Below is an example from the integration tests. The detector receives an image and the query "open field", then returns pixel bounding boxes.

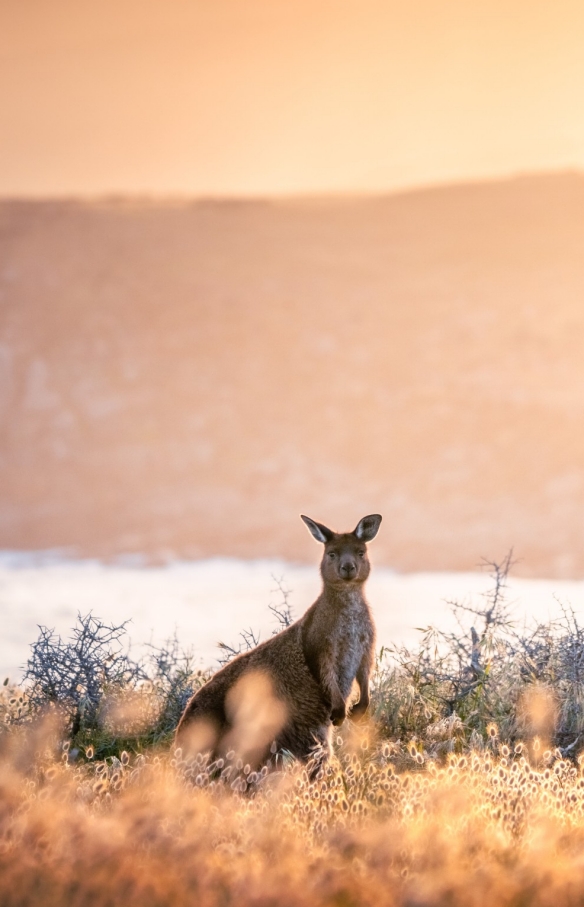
[2,174,584,575]
[3,560,584,905]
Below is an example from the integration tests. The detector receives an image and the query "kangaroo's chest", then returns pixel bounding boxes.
[334,608,373,688]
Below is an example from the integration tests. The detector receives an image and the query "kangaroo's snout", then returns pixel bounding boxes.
[339,558,358,580]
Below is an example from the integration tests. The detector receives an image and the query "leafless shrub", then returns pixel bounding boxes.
[268,574,294,631]
[22,613,144,736]
[218,574,294,664]
[372,552,584,757]
[143,633,208,739]
[11,615,207,756]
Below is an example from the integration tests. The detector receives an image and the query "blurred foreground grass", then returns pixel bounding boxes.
[2,720,584,906]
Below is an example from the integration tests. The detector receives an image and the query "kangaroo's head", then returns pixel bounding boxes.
[301,514,382,588]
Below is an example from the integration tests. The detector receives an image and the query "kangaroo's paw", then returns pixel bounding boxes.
[331,703,347,726]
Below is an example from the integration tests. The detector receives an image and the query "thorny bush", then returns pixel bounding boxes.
[372,552,584,757]
[3,614,208,759]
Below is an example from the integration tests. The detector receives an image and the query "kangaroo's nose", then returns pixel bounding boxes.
[340,561,357,579]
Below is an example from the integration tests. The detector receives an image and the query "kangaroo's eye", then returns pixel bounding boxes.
[357,551,365,558]
[328,552,337,559]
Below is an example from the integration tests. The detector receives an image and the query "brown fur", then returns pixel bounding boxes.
[175,514,382,765]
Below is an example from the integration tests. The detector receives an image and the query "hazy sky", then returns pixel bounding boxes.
[2,0,584,195]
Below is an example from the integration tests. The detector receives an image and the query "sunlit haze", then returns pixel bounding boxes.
[2,0,584,196]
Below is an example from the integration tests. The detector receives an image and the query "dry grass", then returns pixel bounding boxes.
[3,718,584,906]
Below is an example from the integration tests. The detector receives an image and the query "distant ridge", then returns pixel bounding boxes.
[2,173,584,577]
[2,169,582,204]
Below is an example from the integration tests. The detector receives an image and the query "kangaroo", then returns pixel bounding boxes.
[175,514,381,767]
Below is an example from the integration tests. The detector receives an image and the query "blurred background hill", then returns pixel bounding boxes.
[2,172,584,575]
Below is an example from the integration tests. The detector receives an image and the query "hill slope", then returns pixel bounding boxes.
[2,174,584,575]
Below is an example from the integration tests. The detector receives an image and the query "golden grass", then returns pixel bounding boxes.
[3,719,584,906]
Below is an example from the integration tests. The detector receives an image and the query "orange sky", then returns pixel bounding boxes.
[2,0,584,196]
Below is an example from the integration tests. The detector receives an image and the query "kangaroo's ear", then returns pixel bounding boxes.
[354,514,382,542]
[301,515,335,544]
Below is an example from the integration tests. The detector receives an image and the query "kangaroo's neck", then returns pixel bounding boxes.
[319,582,367,611]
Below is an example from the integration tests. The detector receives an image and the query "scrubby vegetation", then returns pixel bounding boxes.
[3,556,584,905]
[5,613,208,759]
[373,554,584,757]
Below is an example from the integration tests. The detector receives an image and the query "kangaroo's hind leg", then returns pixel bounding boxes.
[274,721,332,775]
